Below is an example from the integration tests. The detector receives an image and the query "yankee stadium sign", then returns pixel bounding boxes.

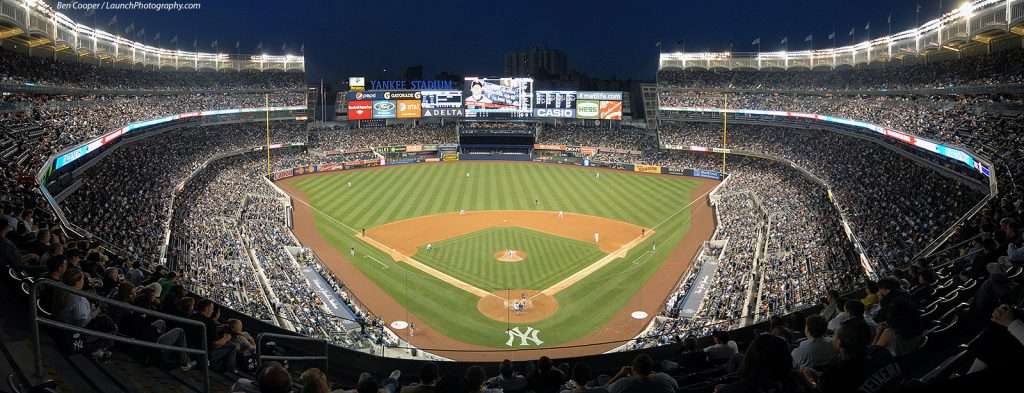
[370,80,455,90]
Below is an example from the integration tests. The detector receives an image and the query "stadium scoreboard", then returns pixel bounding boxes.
[343,77,622,121]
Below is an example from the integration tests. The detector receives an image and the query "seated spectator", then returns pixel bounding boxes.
[819,290,842,321]
[873,279,926,356]
[704,331,739,362]
[607,354,677,393]
[664,336,708,372]
[718,334,809,393]
[971,263,1014,321]
[560,363,607,393]
[828,300,878,336]
[402,362,441,393]
[792,315,834,370]
[54,268,99,327]
[485,359,526,392]
[464,366,500,393]
[528,356,565,393]
[227,318,256,356]
[231,361,291,393]
[967,304,1024,374]
[191,299,237,372]
[122,287,195,371]
[804,319,902,393]
[299,368,330,393]
[861,281,879,309]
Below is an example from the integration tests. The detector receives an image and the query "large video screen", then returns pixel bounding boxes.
[534,91,577,118]
[464,77,534,118]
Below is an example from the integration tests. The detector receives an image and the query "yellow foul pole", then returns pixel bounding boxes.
[265,94,271,177]
[722,94,728,173]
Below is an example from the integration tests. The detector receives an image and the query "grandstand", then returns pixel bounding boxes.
[1,0,1023,392]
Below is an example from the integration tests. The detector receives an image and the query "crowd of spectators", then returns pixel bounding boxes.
[537,125,655,151]
[0,48,305,91]
[657,48,1024,90]
[658,123,985,270]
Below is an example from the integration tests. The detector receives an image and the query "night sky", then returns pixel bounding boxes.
[57,0,957,83]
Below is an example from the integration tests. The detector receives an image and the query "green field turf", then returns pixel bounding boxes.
[412,227,607,292]
[286,161,707,349]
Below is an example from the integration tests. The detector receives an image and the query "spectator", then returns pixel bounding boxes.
[804,319,902,393]
[299,368,331,393]
[704,331,739,362]
[560,363,607,393]
[402,362,441,393]
[718,334,808,393]
[607,354,677,393]
[527,356,565,393]
[191,299,237,372]
[485,359,526,392]
[792,315,835,370]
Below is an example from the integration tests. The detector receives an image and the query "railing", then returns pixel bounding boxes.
[0,0,304,72]
[30,279,211,393]
[256,333,329,374]
[659,0,1023,70]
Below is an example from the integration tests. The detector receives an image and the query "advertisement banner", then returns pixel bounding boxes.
[576,100,599,119]
[349,77,365,91]
[581,146,598,156]
[599,100,623,120]
[634,164,663,174]
[396,100,422,119]
[372,100,396,119]
[347,100,372,120]
[383,91,422,100]
[533,144,566,151]
[406,145,423,152]
[534,90,577,118]
[578,91,623,100]
[347,91,384,101]
[422,108,465,117]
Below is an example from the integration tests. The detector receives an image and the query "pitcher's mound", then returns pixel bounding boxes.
[477,290,558,323]
[494,250,527,262]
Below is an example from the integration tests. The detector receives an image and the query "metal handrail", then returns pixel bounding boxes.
[30,279,210,393]
[255,333,328,375]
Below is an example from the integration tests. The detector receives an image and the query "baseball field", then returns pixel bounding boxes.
[277,161,718,360]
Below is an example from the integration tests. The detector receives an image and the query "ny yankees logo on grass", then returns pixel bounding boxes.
[505,326,544,347]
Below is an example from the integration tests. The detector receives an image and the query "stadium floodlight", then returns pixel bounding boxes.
[956,3,974,19]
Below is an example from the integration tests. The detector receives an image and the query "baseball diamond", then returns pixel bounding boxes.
[277,161,718,360]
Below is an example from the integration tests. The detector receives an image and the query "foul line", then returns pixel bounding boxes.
[365,255,389,269]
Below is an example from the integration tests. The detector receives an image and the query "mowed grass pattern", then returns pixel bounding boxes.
[412,227,606,291]
[287,161,706,349]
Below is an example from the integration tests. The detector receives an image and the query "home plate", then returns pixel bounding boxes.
[390,320,409,330]
[630,311,648,320]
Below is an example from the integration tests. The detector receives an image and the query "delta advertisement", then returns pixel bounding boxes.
[421,90,464,118]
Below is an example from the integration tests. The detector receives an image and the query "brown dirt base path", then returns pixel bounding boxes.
[477,289,557,323]
[277,169,719,362]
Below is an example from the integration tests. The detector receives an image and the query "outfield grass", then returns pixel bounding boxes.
[412,227,607,292]
[288,161,705,349]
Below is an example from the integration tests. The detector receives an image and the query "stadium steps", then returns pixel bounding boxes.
[83,350,236,393]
